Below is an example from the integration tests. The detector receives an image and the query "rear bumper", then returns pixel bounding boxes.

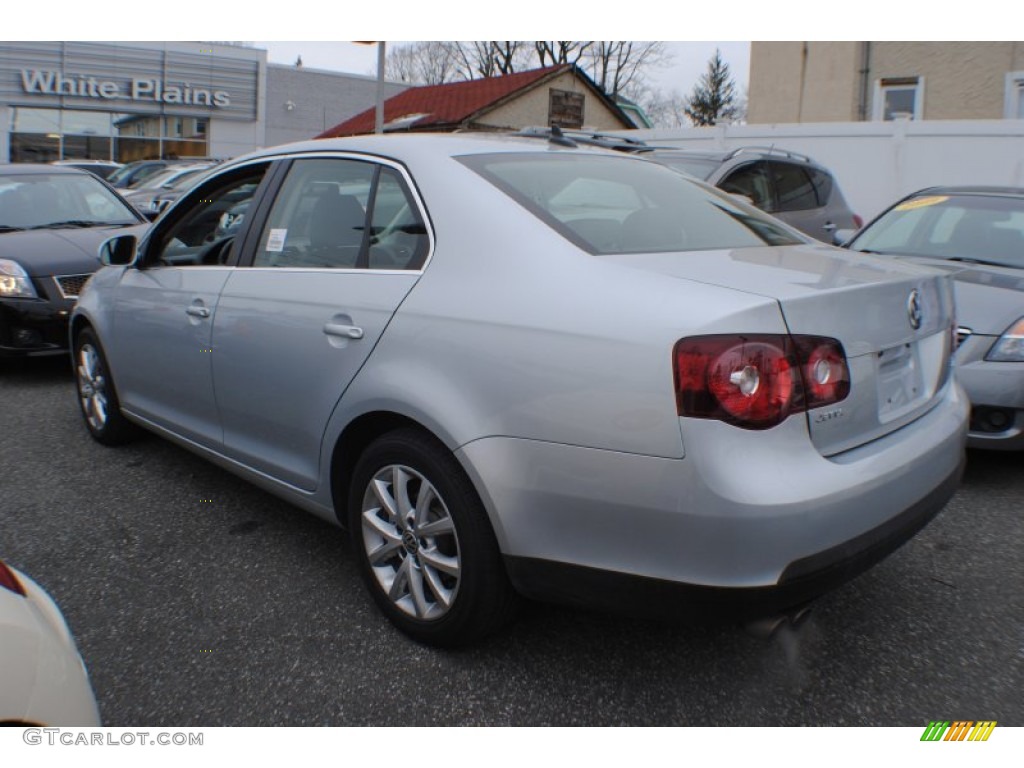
[507,454,961,621]
[458,380,968,619]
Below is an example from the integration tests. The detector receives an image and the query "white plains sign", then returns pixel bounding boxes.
[20,69,231,108]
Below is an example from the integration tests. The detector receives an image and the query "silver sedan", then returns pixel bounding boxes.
[71,135,968,646]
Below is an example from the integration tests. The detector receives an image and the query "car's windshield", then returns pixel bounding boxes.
[459,152,804,254]
[850,194,1024,269]
[0,173,140,229]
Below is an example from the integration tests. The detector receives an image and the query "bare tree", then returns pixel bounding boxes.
[386,40,670,98]
[585,42,669,100]
[634,86,690,129]
[386,41,458,85]
[535,41,592,67]
[446,41,531,79]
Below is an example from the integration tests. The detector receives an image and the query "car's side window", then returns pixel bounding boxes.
[367,168,430,270]
[146,163,270,268]
[719,163,775,212]
[770,162,818,212]
[805,167,834,206]
[253,158,428,271]
[253,158,374,269]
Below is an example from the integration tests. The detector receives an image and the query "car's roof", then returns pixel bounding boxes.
[0,163,92,176]
[227,132,632,168]
[52,159,121,166]
[910,186,1024,198]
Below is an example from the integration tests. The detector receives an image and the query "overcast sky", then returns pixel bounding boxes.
[255,42,752,97]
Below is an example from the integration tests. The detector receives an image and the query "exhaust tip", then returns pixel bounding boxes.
[744,604,813,639]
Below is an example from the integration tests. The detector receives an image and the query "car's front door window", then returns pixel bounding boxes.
[146,164,269,268]
[719,163,774,211]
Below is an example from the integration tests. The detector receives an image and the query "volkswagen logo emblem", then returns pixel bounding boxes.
[401,529,420,555]
[907,289,923,330]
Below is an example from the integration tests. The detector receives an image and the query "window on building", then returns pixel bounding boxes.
[874,77,923,121]
[1004,72,1024,119]
[548,89,585,129]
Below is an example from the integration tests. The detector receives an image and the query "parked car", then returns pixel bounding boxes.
[105,159,171,189]
[0,557,102,725]
[51,159,123,180]
[72,134,967,647]
[643,146,862,242]
[840,187,1024,450]
[120,163,216,219]
[515,129,862,243]
[0,164,148,358]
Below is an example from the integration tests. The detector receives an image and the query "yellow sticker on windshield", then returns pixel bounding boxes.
[895,195,949,211]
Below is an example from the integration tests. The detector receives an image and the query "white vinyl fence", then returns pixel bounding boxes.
[622,120,1024,223]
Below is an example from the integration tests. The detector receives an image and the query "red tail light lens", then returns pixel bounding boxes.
[853,214,864,229]
[797,339,851,408]
[674,334,850,430]
[0,560,26,596]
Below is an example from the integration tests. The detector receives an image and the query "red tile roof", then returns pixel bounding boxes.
[317,65,570,138]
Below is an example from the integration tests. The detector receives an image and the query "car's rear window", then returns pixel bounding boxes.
[458,153,803,255]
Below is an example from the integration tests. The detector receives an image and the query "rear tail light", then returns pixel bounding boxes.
[674,334,850,430]
[853,214,864,229]
[0,560,26,596]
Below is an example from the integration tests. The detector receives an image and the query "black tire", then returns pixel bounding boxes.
[73,327,139,446]
[348,428,518,647]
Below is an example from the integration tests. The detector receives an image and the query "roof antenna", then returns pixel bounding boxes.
[548,124,577,148]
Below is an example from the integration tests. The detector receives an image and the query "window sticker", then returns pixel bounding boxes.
[266,228,287,252]
[895,196,949,212]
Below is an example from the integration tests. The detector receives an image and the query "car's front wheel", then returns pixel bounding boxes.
[348,429,517,647]
[74,327,138,446]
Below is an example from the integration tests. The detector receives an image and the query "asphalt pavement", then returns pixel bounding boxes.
[2,355,1021,726]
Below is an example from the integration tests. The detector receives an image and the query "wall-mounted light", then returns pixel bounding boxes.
[284,100,296,111]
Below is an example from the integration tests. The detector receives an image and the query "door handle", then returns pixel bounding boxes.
[323,323,364,340]
[186,306,211,318]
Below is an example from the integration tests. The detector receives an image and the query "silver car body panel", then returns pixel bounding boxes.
[458,380,966,584]
[109,266,232,446]
[72,134,967,599]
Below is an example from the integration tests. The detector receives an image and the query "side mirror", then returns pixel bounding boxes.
[99,234,138,266]
[832,229,855,247]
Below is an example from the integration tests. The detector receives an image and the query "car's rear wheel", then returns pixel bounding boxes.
[348,428,517,647]
[74,327,138,445]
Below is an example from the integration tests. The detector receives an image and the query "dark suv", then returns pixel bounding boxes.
[513,129,862,242]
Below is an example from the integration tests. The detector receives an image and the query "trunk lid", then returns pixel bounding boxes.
[604,244,956,455]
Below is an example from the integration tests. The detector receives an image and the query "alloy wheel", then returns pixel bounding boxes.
[77,343,108,432]
[360,464,461,620]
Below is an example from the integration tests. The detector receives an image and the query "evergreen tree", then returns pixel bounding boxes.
[684,49,739,126]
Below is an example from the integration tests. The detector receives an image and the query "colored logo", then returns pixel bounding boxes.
[920,721,997,741]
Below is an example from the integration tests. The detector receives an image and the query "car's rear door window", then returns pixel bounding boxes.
[770,162,818,212]
[253,157,428,270]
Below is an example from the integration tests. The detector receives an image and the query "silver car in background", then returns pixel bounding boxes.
[843,187,1024,450]
[71,135,967,647]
